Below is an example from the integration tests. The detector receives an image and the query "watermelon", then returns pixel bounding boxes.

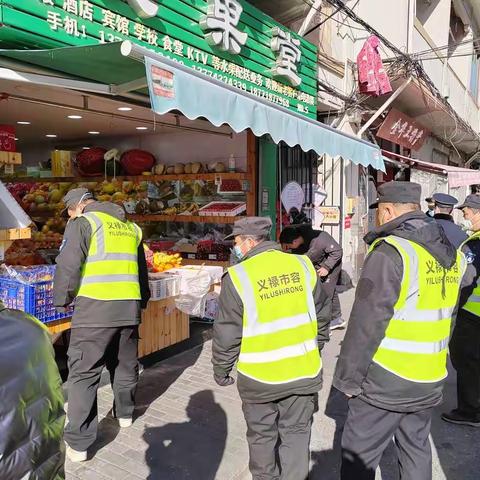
[76,147,107,177]
[120,149,156,176]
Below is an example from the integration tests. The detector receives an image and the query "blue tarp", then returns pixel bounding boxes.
[145,56,384,170]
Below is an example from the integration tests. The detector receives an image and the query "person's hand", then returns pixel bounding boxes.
[317,267,329,277]
[214,374,235,387]
[55,306,67,314]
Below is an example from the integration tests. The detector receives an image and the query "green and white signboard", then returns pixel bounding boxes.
[0,0,318,118]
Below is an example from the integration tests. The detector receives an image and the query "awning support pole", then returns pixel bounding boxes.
[357,77,412,138]
[298,0,323,36]
[112,77,148,94]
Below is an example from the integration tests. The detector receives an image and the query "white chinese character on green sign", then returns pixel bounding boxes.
[126,0,158,19]
[200,0,248,55]
[63,0,78,16]
[79,0,93,22]
[271,27,302,87]
[47,11,63,31]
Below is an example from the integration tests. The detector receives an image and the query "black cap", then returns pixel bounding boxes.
[432,193,458,208]
[457,194,480,210]
[369,181,422,209]
[224,216,272,240]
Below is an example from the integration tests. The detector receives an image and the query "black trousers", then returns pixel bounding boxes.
[331,290,342,319]
[242,394,315,480]
[450,315,480,417]
[64,326,139,451]
[341,397,432,480]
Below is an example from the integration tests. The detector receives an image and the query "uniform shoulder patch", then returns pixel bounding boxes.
[465,252,476,264]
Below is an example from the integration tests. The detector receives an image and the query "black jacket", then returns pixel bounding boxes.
[292,225,343,297]
[212,241,332,403]
[293,225,343,273]
[434,213,468,249]
[333,211,459,412]
[0,304,65,480]
[457,234,480,323]
[53,202,150,328]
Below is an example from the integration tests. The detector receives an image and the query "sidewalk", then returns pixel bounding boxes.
[65,290,480,479]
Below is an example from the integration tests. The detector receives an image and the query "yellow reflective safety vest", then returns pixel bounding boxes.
[76,211,142,301]
[370,235,465,383]
[460,231,480,317]
[228,249,321,385]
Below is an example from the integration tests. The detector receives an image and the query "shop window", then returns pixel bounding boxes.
[278,142,317,206]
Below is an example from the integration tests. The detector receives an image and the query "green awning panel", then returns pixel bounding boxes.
[0,42,144,87]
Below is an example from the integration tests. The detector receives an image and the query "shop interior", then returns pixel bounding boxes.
[0,76,258,367]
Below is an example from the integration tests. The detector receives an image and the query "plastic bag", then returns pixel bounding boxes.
[175,271,212,316]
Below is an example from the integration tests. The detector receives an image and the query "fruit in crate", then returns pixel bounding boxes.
[219,179,243,193]
[151,252,182,273]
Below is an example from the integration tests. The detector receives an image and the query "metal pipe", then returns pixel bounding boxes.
[298,0,323,37]
[357,77,413,138]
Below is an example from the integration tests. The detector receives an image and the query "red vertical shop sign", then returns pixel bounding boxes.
[0,125,16,152]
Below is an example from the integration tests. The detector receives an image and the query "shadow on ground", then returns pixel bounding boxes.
[89,342,205,458]
[143,389,227,480]
[309,387,399,480]
[430,361,480,480]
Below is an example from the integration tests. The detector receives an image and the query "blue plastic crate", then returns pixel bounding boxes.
[0,277,73,323]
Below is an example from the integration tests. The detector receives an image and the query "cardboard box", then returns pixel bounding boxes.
[0,151,22,165]
[51,150,73,177]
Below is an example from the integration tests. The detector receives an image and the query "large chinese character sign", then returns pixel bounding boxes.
[200,0,248,55]
[271,27,302,87]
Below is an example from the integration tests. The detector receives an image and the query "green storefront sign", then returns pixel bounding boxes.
[0,0,318,118]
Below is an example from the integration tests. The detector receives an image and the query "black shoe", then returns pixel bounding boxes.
[441,410,480,427]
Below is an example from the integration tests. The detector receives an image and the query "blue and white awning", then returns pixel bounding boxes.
[121,42,383,170]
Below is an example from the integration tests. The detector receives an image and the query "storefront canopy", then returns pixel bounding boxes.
[0,41,384,170]
[383,151,480,188]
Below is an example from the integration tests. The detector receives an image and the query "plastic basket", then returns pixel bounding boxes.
[0,277,73,324]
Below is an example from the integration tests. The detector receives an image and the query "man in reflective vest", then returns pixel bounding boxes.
[212,216,331,480]
[334,181,465,480]
[442,194,480,427]
[53,188,150,462]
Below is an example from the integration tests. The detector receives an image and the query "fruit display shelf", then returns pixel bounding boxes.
[1,172,251,183]
[127,214,239,224]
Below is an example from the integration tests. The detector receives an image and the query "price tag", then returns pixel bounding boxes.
[208,254,217,260]
[187,254,195,259]
[4,164,14,175]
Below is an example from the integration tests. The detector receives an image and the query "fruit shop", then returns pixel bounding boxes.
[0,0,383,355]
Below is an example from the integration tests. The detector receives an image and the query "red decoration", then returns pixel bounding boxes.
[120,149,156,175]
[0,125,16,152]
[76,147,107,176]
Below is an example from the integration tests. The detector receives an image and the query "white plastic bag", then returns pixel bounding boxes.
[174,271,212,316]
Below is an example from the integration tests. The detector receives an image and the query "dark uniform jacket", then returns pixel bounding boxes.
[212,241,332,403]
[434,213,467,249]
[333,211,460,412]
[53,202,150,328]
[292,225,343,296]
[457,234,480,322]
[0,305,65,480]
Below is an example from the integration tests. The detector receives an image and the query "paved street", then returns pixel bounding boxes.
[65,290,480,479]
